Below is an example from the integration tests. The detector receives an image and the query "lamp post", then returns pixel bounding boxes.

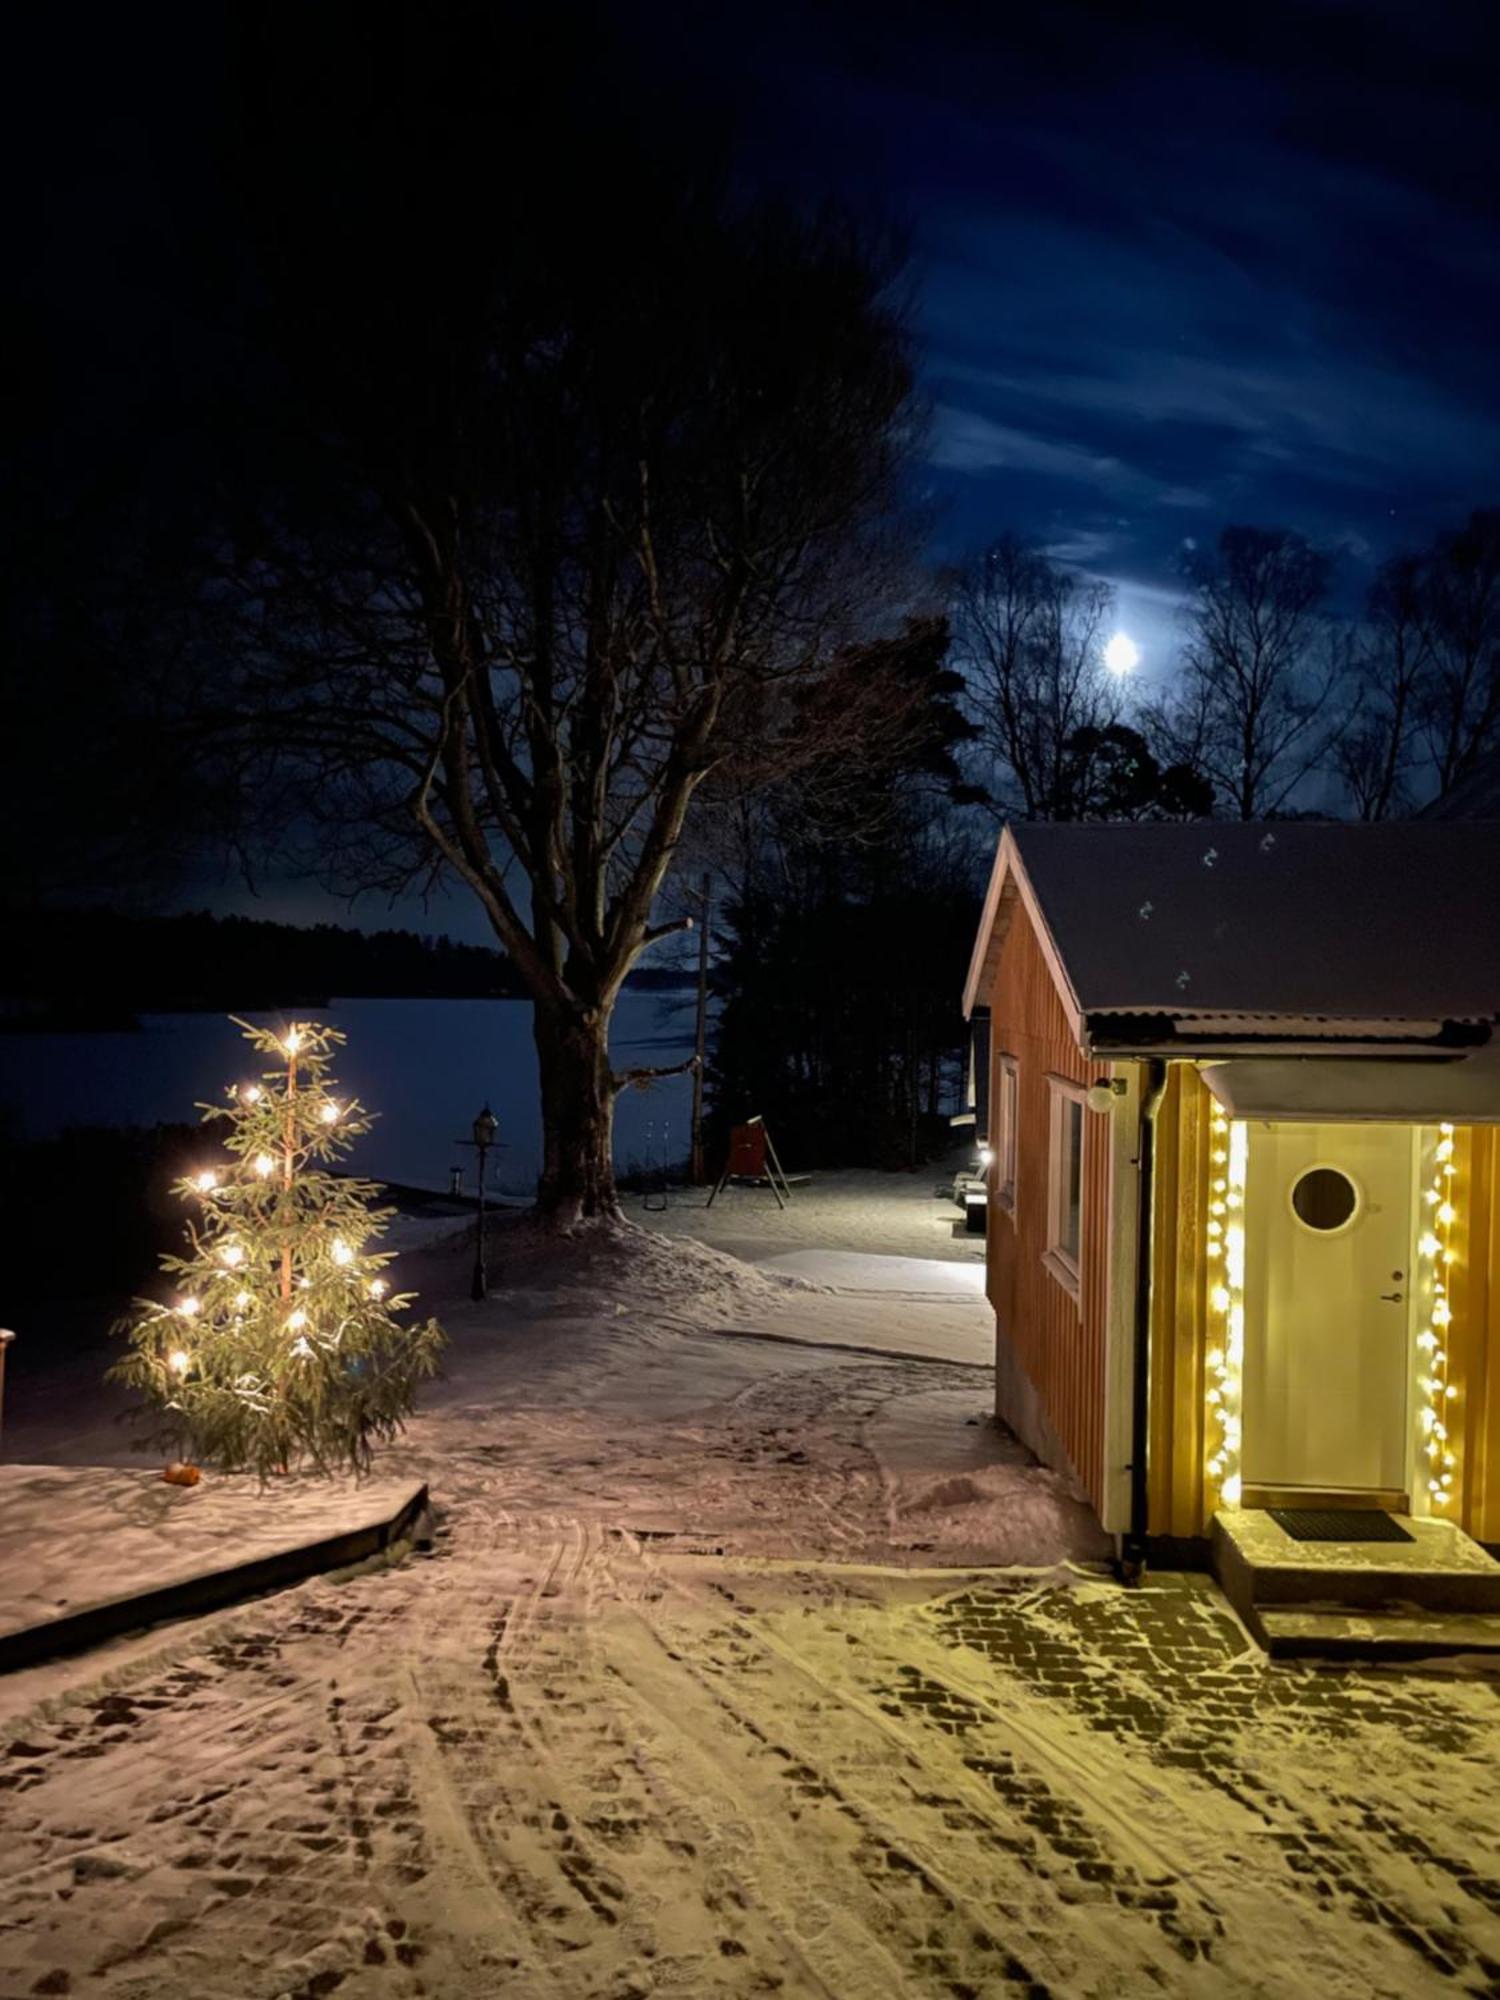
[460,1104,499,1301]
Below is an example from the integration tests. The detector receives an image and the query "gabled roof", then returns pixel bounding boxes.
[964,820,1500,1049]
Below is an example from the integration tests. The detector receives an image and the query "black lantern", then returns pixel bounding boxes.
[459,1104,499,1300]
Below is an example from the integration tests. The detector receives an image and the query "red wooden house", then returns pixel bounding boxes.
[964,821,1500,1644]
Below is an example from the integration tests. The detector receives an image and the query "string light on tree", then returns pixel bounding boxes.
[111,1018,444,1478]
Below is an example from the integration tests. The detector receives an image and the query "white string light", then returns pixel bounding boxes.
[1416,1123,1459,1513]
[1205,1105,1248,1507]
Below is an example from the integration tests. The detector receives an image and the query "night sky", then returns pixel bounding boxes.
[7,1,1498,927]
[690,0,1500,664]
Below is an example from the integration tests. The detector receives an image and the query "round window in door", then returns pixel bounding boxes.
[1289,1164,1360,1234]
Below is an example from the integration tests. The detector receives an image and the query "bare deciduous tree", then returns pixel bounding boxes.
[1421,510,1500,797]
[949,535,1122,817]
[1151,526,1336,819]
[1337,510,1500,817]
[210,15,921,1225]
[1337,553,1430,820]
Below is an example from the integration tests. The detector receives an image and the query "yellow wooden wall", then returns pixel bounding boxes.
[1145,1066,1215,1538]
[1451,1129,1500,1544]
[1145,1098,1500,1544]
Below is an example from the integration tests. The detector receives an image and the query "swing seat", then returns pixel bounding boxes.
[706,1118,801,1209]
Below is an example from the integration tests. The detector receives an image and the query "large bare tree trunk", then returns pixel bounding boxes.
[533,1001,622,1225]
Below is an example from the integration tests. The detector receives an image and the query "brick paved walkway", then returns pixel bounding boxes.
[883,1571,1500,1992]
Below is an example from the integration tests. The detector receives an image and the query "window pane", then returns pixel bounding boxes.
[1063,1099,1082,1258]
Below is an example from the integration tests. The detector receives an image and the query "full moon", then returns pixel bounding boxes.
[1104,631,1140,675]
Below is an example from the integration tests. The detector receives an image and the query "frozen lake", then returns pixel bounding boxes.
[0,991,698,1197]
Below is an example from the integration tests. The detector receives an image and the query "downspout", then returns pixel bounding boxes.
[1120,1057,1168,1584]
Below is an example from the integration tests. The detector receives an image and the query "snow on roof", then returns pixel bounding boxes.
[965,820,1500,1030]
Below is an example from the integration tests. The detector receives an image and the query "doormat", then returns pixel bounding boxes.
[1269,1508,1414,1544]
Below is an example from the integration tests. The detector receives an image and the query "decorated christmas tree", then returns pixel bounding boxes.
[111,1018,444,1478]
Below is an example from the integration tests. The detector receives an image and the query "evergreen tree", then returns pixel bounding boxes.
[111,1018,444,1476]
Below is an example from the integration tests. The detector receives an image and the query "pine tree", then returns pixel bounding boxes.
[111,1018,445,1477]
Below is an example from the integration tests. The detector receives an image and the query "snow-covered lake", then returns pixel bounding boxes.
[0,991,698,1197]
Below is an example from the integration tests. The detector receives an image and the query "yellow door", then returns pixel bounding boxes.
[1241,1122,1413,1498]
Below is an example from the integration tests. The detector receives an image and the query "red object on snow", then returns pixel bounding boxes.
[726,1122,768,1178]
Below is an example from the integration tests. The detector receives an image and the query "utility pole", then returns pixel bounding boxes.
[690,872,711,1184]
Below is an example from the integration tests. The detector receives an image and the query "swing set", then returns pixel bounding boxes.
[706,1115,801,1210]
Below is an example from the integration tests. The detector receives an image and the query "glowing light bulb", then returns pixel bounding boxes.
[234,1290,252,1309]
[220,1242,244,1267]
[1220,1473,1242,1506]
[331,1239,353,1266]
[1210,1285,1231,1315]
[242,1084,262,1103]
[195,1171,218,1194]
[284,1029,302,1054]
[286,1309,308,1332]
[320,1102,341,1125]
[1437,1201,1456,1227]
[168,1349,191,1377]
[177,1296,200,1318]
[1419,1232,1440,1259]
[254,1153,275,1178]
[369,1278,388,1300]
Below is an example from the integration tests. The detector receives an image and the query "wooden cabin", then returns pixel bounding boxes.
[963,821,1500,1605]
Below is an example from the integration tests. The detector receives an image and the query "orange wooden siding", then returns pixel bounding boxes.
[986,898,1111,1512]
[984,916,1500,1546]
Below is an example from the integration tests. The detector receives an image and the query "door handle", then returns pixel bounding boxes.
[1380,1290,1403,1302]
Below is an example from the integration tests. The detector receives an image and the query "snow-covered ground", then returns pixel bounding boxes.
[2,1186,1498,1997]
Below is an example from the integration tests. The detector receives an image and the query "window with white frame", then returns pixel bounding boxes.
[1045,1076,1085,1289]
[995,1055,1019,1210]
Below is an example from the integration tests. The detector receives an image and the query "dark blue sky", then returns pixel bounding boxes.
[669,0,1499,657]
[9,1,1497,930]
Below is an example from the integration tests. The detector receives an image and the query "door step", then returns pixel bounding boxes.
[1253,1603,1500,1663]
[1212,1509,1500,1653]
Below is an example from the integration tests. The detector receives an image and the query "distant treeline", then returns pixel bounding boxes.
[1,908,524,1027]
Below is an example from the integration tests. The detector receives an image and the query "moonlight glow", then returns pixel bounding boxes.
[1104,631,1140,675]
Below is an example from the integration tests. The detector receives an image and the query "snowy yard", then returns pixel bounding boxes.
[2,1173,1498,1997]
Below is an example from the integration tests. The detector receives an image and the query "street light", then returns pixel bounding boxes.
[458,1104,499,1301]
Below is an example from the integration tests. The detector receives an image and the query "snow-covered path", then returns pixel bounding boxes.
[2,1198,1498,1997]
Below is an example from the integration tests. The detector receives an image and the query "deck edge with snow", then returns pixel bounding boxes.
[0,1478,430,1673]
